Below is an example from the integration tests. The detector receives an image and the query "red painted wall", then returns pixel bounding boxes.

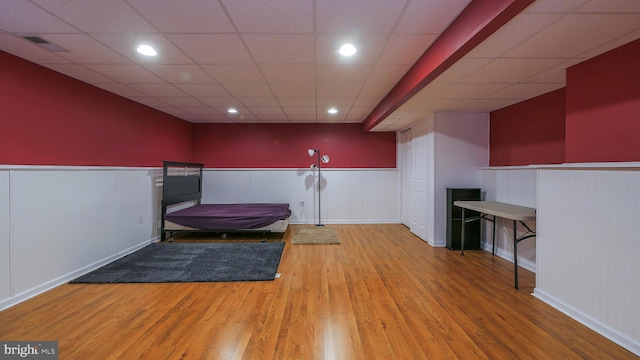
[565,39,640,163]
[193,123,396,168]
[490,88,566,166]
[1,51,194,167]
[1,51,395,169]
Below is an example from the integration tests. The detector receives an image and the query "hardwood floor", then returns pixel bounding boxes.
[0,224,636,359]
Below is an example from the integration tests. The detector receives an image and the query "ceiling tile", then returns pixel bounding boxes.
[202,64,265,83]
[485,83,565,100]
[576,0,640,12]
[432,58,493,84]
[395,0,470,34]
[352,97,383,108]
[317,113,347,122]
[270,83,316,97]
[127,0,235,33]
[33,0,155,33]
[174,84,231,97]
[358,84,393,98]
[245,107,285,115]
[526,0,588,13]
[127,83,189,97]
[316,0,407,33]
[288,114,317,123]
[317,97,355,109]
[243,34,314,64]
[316,64,372,83]
[279,97,316,107]
[465,14,563,58]
[376,34,437,65]
[199,97,240,108]
[223,83,273,97]
[503,14,640,58]
[43,34,131,64]
[93,33,193,64]
[157,97,207,107]
[43,64,116,84]
[0,0,79,33]
[366,64,411,84]
[237,96,280,107]
[93,83,145,97]
[255,114,289,122]
[578,28,640,59]
[233,114,260,123]
[260,64,315,83]
[0,34,71,64]
[168,34,254,64]
[154,106,189,117]
[315,34,388,64]
[128,96,168,107]
[221,0,313,33]
[181,106,221,116]
[462,58,566,84]
[85,64,165,83]
[316,83,362,97]
[143,65,215,84]
[438,83,511,100]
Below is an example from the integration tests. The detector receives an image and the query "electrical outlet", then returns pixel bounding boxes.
[139,216,143,224]
[299,201,304,206]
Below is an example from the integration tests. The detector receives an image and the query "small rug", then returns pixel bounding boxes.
[70,242,285,283]
[291,226,341,245]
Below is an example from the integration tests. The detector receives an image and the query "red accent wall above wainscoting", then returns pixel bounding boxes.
[1,51,194,167]
[490,88,566,166]
[565,38,640,163]
[193,123,396,168]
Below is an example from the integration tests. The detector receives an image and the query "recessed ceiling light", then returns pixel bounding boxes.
[228,108,238,114]
[136,44,157,56]
[328,108,338,114]
[339,44,356,57]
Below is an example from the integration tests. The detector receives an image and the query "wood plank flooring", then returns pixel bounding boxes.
[0,224,636,359]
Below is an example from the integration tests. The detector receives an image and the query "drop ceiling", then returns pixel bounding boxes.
[1,0,639,132]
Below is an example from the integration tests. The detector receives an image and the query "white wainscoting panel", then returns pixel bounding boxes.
[10,170,119,294]
[1,167,157,310]
[0,171,10,301]
[323,170,364,222]
[534,168,640,355]
[116,170,158,251]
[202,169,398,224]
[479,168,537,272]
[202,170,253,203]
[361,170,398,222]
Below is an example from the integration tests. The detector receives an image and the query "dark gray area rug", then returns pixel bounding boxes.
[70,242,285,283]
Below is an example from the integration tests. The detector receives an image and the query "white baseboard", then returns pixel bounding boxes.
[0,239,154,311]
[533,289,640,357]
[483,244,536,273]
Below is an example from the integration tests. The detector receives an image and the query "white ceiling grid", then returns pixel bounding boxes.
[0,0,638,131]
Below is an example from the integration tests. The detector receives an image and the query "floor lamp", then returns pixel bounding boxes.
[308,149,330,226]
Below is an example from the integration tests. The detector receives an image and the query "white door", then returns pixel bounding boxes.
[400,128,412,227]
[410,121,428,240]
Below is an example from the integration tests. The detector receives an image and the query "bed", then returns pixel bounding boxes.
[161,161,291,241]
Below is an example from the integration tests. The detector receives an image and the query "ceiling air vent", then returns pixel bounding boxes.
[23,36,49,44]
[21,35,68,52]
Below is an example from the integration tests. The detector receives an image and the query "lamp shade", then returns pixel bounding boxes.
[308,149,316,157]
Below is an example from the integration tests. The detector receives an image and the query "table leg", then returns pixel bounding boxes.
[461,208,465,255]
[492,215,496,255]
[513,220,519,289]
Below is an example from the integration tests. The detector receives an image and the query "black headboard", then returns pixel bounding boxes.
[162,161,204,209]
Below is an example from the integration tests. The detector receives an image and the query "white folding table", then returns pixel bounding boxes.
[453,201,536,289]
